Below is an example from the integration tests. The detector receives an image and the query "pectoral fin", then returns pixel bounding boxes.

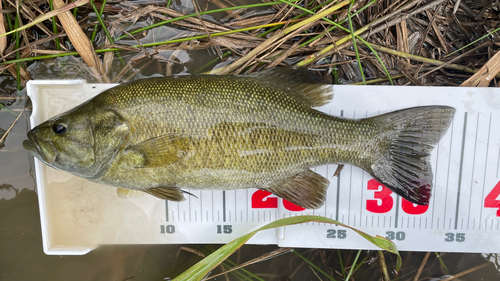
[143,186,186,201]
[262,169,329,209]
[129,134,190,167]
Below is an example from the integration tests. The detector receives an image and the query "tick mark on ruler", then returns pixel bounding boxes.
[165,200,169,222]
[222,191,226,222]
[443,119,454,229]
[335,110,343,222]
[455,112,468,230]
[467,114,480,230]
[479,113,492,230]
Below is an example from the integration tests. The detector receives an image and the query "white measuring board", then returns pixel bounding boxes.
[27,80,500,255]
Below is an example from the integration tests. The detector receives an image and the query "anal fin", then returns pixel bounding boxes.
[117,188,145,198]
[262,169,329,209]
[143,186,186,201]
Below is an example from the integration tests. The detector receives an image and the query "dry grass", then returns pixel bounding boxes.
[0,0,498,87]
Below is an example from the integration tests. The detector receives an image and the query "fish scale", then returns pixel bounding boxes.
[23,67,454,209]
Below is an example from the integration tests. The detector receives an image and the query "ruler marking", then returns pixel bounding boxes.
[200,191,203,222]
[189,189,191,222]
[454,112,468,230]
[348,110,356,226]
[348,164,353,225]
[195,211,197,221]
[394,195,400,228]
[466,114,480,230]
[246,189,248,223]
[222,191,226,222]
[183,210,186,221]
[165,200,169,222]
[360,171,365,227]
[325,164,328,218]
[212,190,214,222]
[497,145,500,178]
[336,110,344,222]
[443,120,455,229]
[479,113,492,230]
[178,202,180,222]
[431,137,440,228]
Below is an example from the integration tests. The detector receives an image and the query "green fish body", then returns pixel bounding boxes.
[23,68,455,208]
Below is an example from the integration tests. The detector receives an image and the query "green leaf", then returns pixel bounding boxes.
[172,215,401,281]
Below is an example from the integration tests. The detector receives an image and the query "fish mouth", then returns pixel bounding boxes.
[23,132,57,164]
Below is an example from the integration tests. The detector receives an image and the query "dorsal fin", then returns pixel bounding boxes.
[243,67,333,107]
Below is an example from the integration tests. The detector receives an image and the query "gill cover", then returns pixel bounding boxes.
[26,106,130,179]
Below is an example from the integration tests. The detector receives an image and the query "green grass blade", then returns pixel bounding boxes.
[280,0,390,84]
[294,251,337,281]
[114,1,303,41]
[172,215,401,281]
[91,0,108,42]
[14,7,20,91]
[347,0,366,84]
[435,252,450,274]
[201,246,265,281]
[446,25,500,57]
[49,0,61,50]
[345,250,361,281]
[0,104,19,117]
[337,249,346,278]
[90,0,113,43]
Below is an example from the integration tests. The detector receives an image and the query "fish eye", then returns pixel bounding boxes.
[52,123,67,134]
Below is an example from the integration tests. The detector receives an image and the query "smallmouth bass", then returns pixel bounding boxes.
[23,67,455,208]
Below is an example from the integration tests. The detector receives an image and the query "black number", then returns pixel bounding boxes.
[327,229,346,239]
[160,225,175,234]
[456,233,465,242]
[445,233,465,242]
[217,225,233,234]
[386,231,405,241]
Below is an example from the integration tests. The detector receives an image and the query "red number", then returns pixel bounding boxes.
[401,199,429,215]
[251,190,278,208]
[484,181,500,216]
[366,179,394,213]
[283,200,306,211]
[251,190,305,211]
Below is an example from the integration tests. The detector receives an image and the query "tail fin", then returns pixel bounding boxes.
[368,106,455,205]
